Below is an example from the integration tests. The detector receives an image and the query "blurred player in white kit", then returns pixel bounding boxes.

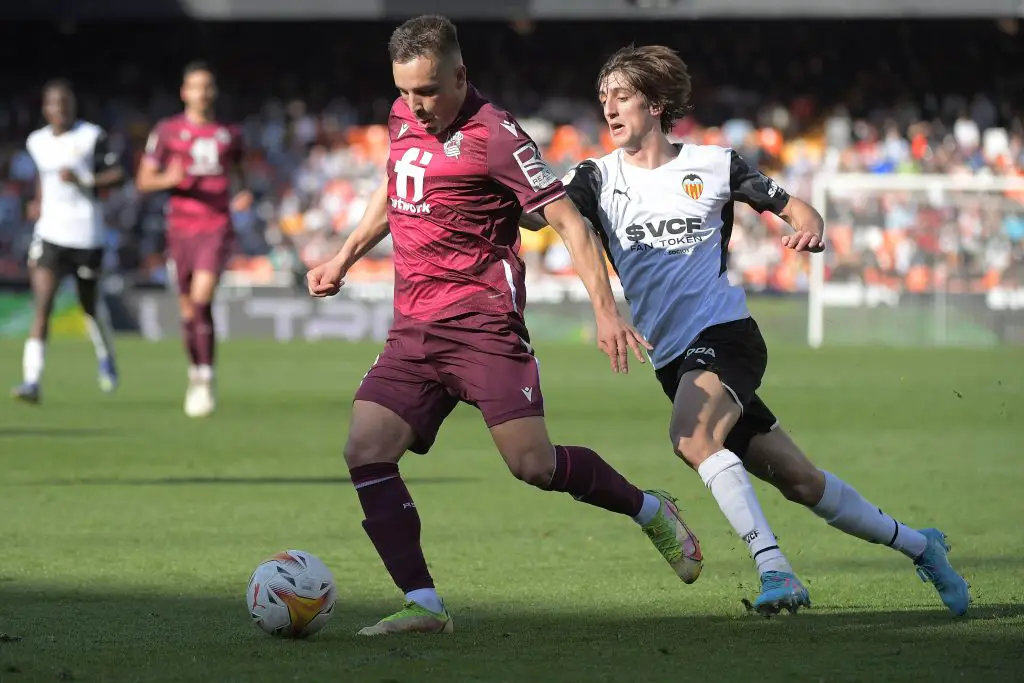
[13,80,124,404]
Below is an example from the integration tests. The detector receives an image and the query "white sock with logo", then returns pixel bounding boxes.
[812,470,928,560]
[698,449,793,575]
[23,338,45,385]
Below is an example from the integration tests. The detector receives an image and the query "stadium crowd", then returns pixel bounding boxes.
[0,20,1022,293]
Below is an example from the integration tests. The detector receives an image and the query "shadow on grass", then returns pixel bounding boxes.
[14,476,477,487]
[0,585,1020,683]
[0,427,115,439]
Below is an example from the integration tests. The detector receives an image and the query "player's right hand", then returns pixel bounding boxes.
[595,310,652,374]
[162,158,187,189]
[306,258,346,298]
[26,199,40,222]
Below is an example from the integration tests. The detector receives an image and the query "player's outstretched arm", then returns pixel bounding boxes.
[541,197,652,373]
[729,150,824,253]
[306,180,390,298]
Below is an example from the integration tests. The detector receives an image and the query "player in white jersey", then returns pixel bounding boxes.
[12,81,124,404]
[523,45,969,617]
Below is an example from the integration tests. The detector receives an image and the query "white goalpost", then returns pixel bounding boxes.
[808,172,1024,348]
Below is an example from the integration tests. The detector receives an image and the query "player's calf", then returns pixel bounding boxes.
[346,401,446,621]
[491,417,644,515]
[491,417,704,583]
[742,428,825,506]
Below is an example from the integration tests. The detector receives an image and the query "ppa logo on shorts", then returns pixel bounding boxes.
[685,346,716,359]
[513,142,558,191]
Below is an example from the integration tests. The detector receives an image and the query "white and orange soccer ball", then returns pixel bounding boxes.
[246,550,337,638]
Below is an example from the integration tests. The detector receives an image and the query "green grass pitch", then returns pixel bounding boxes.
[1,332,1022,682]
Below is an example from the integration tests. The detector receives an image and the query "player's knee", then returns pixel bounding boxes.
[178,298,194,321]
[503,448,555,488]
[777,469,825,507]
[343,432,402,469]
[672,433,723,468]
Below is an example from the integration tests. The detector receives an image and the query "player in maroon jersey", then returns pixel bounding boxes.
[306,15,704,636]
[136,61,251,417]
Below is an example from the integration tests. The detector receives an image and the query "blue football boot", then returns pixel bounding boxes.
[751,570,811,616]
[11,382,40,404]
[914,528,970,616]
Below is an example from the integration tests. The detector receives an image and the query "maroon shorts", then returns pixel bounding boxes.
[354,312,545,454]
[167,229,234,293]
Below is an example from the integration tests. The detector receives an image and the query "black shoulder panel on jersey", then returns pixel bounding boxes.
[563,159,619,275]
[564,160,602,228]
[729,150,789,214]
[92,130,121,175]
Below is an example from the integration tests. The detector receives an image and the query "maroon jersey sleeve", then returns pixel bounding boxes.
[485,114,566,214]
[143,120,170,167]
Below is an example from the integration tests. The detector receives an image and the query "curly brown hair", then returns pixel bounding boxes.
[597,45,693,134]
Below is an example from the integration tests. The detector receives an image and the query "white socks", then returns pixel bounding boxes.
[698,450,793,575]
[813,470,927,560]
[22,338,45,384]
[405,588,444,614]
[632,492,662,527]
[84,312,115,362]
[189,365,214,382]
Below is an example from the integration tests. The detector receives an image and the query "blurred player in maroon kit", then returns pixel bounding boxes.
[136,62,251,417]
[306,15,704,636]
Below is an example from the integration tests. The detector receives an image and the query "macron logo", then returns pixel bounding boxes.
[397,123,410,139]
[522,387,533,402]
[501,120,519,137]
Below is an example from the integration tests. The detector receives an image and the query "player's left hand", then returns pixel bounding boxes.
[306,257,346,298]
[59,168,82,186]
[781,229,825,253]
[230,190,254,213]
[595,310,653,374]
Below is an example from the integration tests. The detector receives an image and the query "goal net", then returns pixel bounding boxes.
[808,173,1024,347]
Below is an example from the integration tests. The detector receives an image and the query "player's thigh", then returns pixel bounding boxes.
[27,242,63,313]
[669,370,742,465]
[660,318,769,464]
[351,350,458,461]
[433,317,551,484]
[190,269,219,305]
[167,232,195,297]
[190,232,233,304]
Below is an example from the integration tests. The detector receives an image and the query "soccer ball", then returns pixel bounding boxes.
[246,550,337,638]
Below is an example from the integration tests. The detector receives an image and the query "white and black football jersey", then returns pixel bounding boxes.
[26,120,121,249]
[562,144,789,369]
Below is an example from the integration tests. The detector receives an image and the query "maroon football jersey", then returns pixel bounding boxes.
[143,114,242,236]
[386,85,566,322]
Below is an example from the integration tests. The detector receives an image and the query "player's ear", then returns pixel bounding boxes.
[454,63,467,89]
